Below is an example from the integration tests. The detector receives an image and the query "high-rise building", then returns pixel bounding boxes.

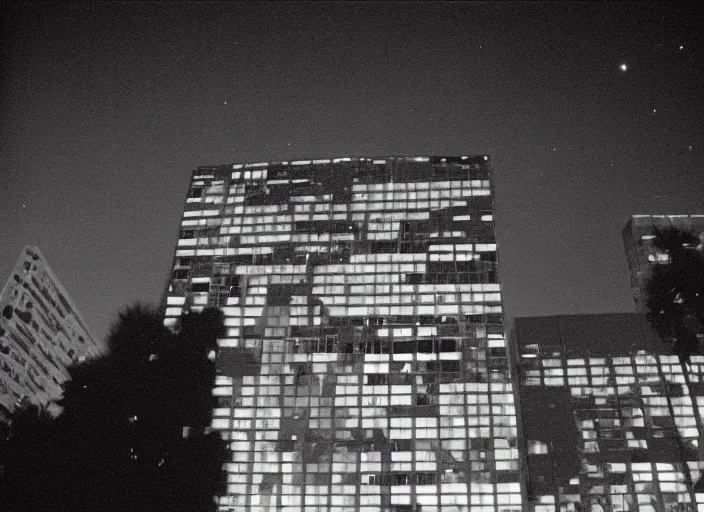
[623,214,704,312]
[0,246,101,416]
[164,156,521,512]
[512,313,704,512]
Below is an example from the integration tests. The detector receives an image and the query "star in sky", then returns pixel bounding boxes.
[619,63,627,72]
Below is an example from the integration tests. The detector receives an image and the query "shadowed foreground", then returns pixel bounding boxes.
[0,305,228,512]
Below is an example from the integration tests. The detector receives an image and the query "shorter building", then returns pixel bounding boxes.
[623,214,704,312]
[0,246,102,415]
[512,313,704,512]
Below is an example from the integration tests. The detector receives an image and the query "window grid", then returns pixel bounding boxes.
[167,157,520,512]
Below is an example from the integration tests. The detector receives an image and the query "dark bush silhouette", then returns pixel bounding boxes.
[0,305,228,512]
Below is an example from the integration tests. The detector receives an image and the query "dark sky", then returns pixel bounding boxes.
[1,2,702,342]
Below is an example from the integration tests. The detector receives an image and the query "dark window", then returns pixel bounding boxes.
[189,188,203,198]
[191,282,209,293]
[440,339,457,352]
[243,326,259,338]
[487,314,503,325]
[234,255,253,265]
[367,374,388,385]
[406,273,423,284]
[172,270,188,280]
[394,340,415,354]
[364,340,389,354]
[416,473,437,485]
[392,473,411,485]
[311,336,337,353]
[469,168,489,180]
[441,361,460,373]
[416,394,430,406]
[418,339,435,353]
[228,276,241,297]
[253,253,273,265]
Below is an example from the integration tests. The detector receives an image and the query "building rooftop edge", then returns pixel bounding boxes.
[514,312,646,321]
[193,154,491,172]
[630,214,704,218]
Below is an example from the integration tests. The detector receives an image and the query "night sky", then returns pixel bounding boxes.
[1,2,702,342]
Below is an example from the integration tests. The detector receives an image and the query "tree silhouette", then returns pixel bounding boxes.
[0,305,228,512]
[645,227,704,364]
[0,401,68,512]
[643,227,704,503]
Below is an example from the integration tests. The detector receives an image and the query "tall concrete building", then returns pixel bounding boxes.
[164,156,521,512]
[0,246,101,416]
[623,214,704,312]
[512,313,704,512]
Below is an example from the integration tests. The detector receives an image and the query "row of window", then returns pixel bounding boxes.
[225,488,520,503]
[221,494,519,508]
[232,374,511,391]
[220,506,521,512]
[218,178,491,193]
[350,180,490,192]
[215,416,517,431]
[531,354,687,365]
[172,245,491,259]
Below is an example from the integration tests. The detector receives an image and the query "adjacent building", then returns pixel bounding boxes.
[623,214,704,312]
[0,246,101,416]
[164,156,521,512]
[512,313,704,512]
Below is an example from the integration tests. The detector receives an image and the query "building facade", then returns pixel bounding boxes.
[0,246,100,416]
[164,156,521,512]
[512,313,704,512]
[623,214,704,312]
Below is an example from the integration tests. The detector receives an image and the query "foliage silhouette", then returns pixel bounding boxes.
[0,401,68,512]
[0,305,228,512]
[644,227,704,364]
